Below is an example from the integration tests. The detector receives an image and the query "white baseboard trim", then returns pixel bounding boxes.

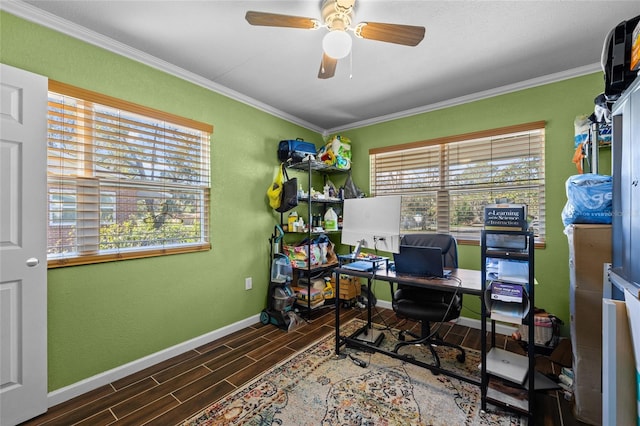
[455,316,518,337]
[48,305,518,407]
[47,313,260,407]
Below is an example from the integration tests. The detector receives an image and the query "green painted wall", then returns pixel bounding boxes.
[1,12,322,391]
[339,73,611,331]
[1,11,611,392]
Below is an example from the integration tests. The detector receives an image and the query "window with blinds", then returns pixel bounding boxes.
[47,81,212,267]
[370,122,545,245]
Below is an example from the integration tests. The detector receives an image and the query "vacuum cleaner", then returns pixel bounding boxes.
[260,226,304,331]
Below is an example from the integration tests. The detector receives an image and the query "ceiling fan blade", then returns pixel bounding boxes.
[245,11,318,29]
[355,22,425,46]
[318,53,337,79]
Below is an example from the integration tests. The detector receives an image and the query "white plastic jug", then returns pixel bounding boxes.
[324,207,338,231]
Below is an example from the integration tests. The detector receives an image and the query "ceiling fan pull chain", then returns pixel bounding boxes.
[349,49,353,79]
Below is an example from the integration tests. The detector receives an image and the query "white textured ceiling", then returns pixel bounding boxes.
[6,0,640,133]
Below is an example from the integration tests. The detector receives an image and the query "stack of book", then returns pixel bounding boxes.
[558,367,574,401]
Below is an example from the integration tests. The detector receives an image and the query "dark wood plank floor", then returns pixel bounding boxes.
[21,306,586,426]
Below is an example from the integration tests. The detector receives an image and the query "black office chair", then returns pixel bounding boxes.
[391,233,466,367]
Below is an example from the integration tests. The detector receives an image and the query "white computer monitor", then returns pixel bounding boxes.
[341,195,402,254]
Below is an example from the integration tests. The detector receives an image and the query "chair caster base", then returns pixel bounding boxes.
[456,353,465,363]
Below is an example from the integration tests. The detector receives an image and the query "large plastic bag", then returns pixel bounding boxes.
[561,174,612,226]
[343,170,365,199]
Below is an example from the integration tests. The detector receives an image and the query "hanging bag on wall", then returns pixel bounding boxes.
[267,164,284,210]
[276,164,298,213]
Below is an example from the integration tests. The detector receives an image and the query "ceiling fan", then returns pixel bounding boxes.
[245,0,425,79]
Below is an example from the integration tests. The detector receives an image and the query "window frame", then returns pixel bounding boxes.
[46,80,213,268]
[369,121,546,247]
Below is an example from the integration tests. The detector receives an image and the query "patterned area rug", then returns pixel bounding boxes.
[183,319,525,425]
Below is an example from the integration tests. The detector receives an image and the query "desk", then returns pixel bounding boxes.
[333,266,482,386]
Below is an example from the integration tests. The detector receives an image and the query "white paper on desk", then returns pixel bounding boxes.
[623,288,640,425]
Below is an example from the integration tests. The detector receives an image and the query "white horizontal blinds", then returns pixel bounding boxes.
[370,144,442,194]
[76,177,100,255]
[445,128,545,242]
[369,122,546,243]
[47,81,212,267]
[370,144,442,232]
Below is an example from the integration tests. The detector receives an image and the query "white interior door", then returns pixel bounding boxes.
[0,63,48,425]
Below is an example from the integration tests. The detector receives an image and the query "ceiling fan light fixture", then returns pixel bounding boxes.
[322,30,352,59]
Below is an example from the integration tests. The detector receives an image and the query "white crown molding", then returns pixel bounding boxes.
[0,0,324,133]
[326,62,602,134]
[3,0,601,137]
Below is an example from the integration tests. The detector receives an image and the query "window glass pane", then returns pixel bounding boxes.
[98,185,206,251]
[47,83,211,266]
[400,193,438,233]
[100,192,116,225]
[370,124,545,244]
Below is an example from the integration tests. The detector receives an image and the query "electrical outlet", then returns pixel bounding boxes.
[245,277,252,290]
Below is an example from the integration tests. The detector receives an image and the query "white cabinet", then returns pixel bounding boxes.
[612,77,640,287]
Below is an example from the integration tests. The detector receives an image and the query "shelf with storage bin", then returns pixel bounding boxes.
[282,159,349,319]
[480,229,536,422]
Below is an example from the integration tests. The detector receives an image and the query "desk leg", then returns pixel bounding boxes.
[367,277,372,328]
[334,269,340,355]
[351,277,384,346]
[480,287,488,412]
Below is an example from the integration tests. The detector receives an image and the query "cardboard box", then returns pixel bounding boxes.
[571,289,605,349]
[572,345,603,424]
[331,275,361,300]
[566,224,612,425]
[602,299,637,426]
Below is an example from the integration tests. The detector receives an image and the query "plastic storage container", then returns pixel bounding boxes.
[324,207,338,231]
[271,254,292,283]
